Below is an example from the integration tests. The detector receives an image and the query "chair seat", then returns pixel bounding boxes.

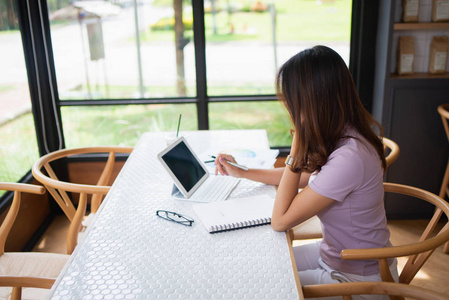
[290,215,323,240]
[0,252,69,277]
[0,252,69,300]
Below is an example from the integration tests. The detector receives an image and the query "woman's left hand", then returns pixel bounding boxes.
[290,130,300,156]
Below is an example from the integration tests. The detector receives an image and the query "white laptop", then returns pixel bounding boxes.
[157,136,240,202]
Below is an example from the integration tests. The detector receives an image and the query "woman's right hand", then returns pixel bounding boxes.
[214,153,244,177]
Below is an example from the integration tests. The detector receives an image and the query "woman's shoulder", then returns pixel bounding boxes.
[329,131,380,175]
[328,140,365,172]
[310,141,366,201]
[337,128,377,157]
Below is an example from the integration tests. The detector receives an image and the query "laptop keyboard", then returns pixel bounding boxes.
[188,175,240,202]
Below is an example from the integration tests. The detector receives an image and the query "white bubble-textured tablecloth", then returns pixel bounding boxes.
[49,130,300,299]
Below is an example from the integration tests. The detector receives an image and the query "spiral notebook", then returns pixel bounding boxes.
[192,195,275,233]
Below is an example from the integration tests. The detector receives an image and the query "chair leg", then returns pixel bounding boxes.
[11,286,22,300]
[67,192,87,254]
[439,160,449,199]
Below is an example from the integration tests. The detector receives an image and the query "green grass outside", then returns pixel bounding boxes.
[0,113,39,183]
[60,101,292,149]
[0,85,15,92]
[209,101,293,145]
[142,0,352,43]
[60,104,198,147]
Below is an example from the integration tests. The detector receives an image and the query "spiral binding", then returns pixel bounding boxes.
[210,217,271,233]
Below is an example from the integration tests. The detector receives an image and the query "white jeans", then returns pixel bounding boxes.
[293,241,399,300]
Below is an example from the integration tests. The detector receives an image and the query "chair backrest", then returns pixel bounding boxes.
[382,137,400,168]
[302,281,448,300]
[382,137,399,168]
[32,146,134,217]
[0,183,46,256]
[32,146,133,253]
[341,182,449,287]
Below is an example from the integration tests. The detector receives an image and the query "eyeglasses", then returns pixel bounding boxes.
[156,210,194,226]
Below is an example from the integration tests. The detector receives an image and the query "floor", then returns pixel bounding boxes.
[33,215,449,296]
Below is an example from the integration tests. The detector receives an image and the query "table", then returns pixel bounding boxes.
[49,130,303,299]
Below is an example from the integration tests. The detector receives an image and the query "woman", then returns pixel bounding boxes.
[215,46,398,299]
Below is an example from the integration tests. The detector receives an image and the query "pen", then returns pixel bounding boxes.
[227,161,249,171]
[176,114,182,138]
[204,155,216,164]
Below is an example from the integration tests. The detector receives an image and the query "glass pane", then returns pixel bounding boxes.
[48,0,195,100]
[61,104,198,148]
[209,101,292,147]
[0,2,39,186]
[205,0,352,96]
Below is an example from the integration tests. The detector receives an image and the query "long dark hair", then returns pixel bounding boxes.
[276,45,386,173]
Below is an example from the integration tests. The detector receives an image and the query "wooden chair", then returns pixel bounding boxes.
[290,137,400,241]
[437,103,449,254]
[302,281,449,300]
[340,183,449,284]
[32,146,133,254]
[0,183,69,300]
[293,182,449,300]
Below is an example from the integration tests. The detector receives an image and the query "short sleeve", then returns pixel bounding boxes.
[308,147,364,202]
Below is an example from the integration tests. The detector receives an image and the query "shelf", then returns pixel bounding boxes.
[390,72,449,79]
[394,22,449,30]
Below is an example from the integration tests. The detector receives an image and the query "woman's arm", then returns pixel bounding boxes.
[270,132,334,231]
[236,167,285,186]
[214,150,312,188]
[215,154,285,186]
[215,153,332,231]
[271,166,334,231]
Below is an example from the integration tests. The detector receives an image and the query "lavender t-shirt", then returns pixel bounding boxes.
[308,130,391,276]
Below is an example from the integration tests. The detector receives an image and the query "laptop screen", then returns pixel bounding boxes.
[159,139,207,193]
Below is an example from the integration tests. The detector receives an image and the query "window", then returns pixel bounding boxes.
[205,0,352,145]
[45,0,352,149]
[205,0,352,97]
[50,0,196,100]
